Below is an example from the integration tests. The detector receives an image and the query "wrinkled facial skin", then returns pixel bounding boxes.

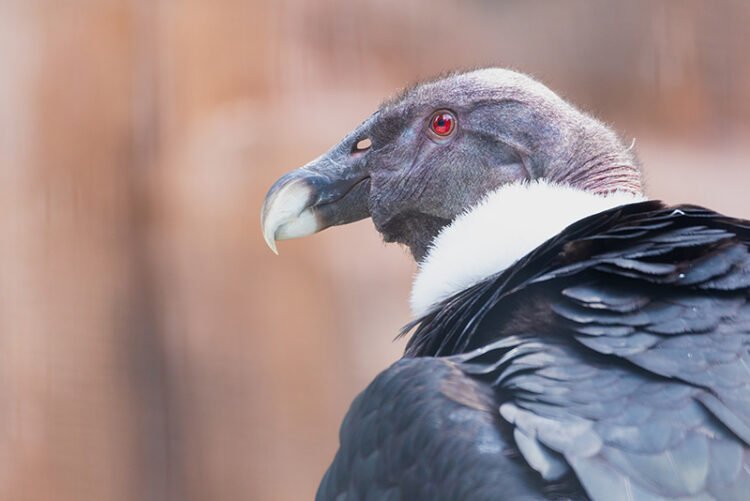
[361,102,532,259]
[261,69,640,261]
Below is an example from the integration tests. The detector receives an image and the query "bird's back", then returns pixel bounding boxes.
[319,202,750,501]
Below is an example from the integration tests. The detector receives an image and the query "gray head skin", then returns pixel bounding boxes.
[262,68,642,261]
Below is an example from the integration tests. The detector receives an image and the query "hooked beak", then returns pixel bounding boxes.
[261,156,370,254]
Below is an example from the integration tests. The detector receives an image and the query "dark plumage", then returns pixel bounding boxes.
[261,68,750,500]
[319,203,750,500]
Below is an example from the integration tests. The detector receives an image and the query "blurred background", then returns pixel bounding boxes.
[0,1,749,500]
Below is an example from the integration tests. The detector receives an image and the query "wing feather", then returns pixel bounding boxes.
[421,204,750,500]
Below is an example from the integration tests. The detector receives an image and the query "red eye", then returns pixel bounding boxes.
[430,111,455,137]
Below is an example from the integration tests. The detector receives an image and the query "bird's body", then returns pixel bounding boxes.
[261,68,750,500]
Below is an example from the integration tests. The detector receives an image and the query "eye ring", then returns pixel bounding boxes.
[429,110,456,137]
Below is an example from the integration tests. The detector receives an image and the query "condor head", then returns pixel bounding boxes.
[261,68,641,261]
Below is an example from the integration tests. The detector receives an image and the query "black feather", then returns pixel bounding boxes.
[322,202,750,500]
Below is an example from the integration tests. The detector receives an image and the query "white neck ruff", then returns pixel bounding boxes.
[410,180,646,317]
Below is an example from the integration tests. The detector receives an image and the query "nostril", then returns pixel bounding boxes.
[352,138,372,153]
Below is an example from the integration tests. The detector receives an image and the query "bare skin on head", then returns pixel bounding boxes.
[261,68,642,261]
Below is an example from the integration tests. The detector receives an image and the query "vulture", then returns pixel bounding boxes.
[261,68,750,500]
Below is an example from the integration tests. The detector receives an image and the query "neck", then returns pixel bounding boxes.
[547,119,642,195]
[410,180,645,317]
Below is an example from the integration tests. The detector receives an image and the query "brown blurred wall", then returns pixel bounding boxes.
[0,1,749,500]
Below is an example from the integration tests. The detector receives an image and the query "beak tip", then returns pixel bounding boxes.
[261,216,280,255]
[261,175,321,254]
[267,239,280,255]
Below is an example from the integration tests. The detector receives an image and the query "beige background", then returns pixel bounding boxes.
[0,1,749,500]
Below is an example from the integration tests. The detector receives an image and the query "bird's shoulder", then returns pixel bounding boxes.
[405,201,750,500]
[406,201,750,356]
